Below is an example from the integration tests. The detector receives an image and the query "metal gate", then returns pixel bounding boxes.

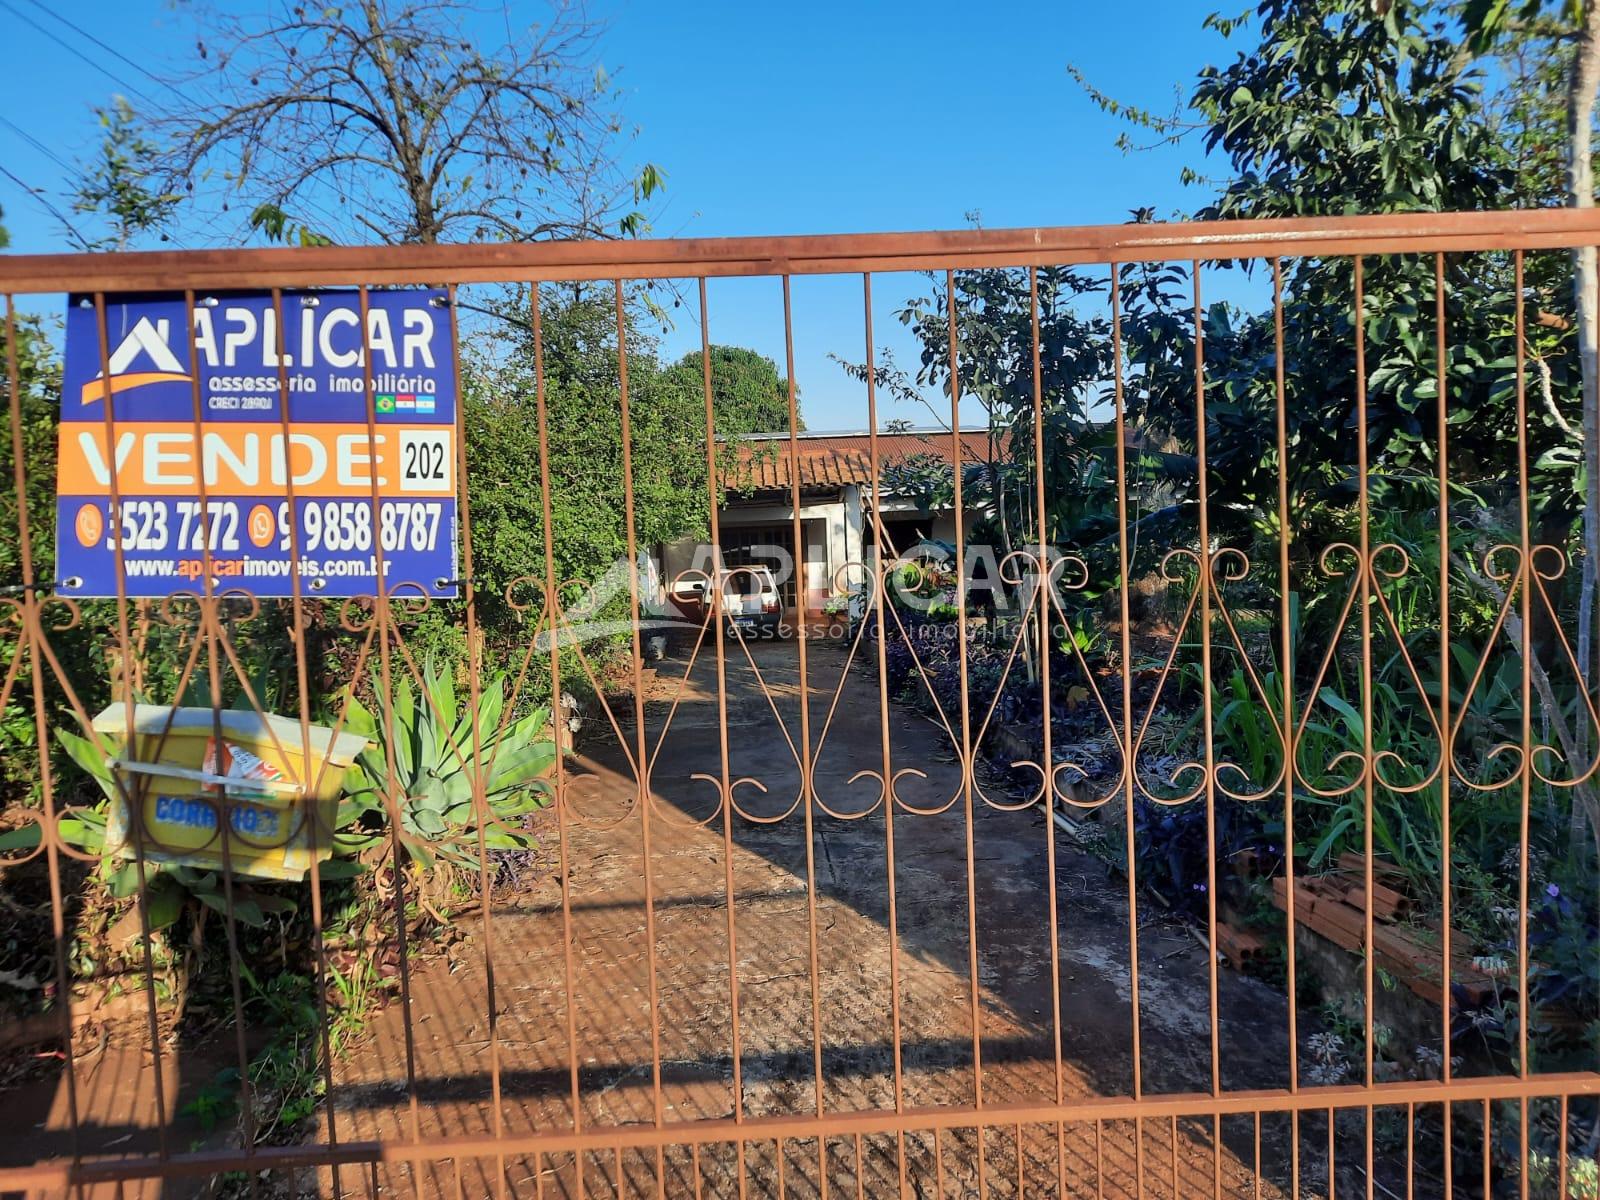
[1,212,1599,1198]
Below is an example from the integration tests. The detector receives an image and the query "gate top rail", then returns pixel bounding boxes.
[3,208,1600,293]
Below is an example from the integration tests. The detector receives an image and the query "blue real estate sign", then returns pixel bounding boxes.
[56,290,459,598]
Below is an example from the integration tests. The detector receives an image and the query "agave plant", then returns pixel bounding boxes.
[337,662,556,869]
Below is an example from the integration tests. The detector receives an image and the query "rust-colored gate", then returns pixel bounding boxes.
[2,212,1599,1198]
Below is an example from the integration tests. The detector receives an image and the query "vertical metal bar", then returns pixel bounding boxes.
[1327,1104,1336,1197]
[529,281,587,1200]
[1253,1111,1262,1200]
[1169,1114,1179,1200]
[944,268,985,1199]
[5,293,85,1166]
[1094,1118,1103,1200]
[356,285,424,1196]
[1435,251,1455,1200]
[1513,248,1533,1200]
[862,274,909,1199]
[1190,264,1224,1200]
[1559,1094,1570,1200]
[1109,262,1148,1200]
[269,286,344,1199]
[90,291,172,1162]
[1027,268,1068,1199]
[611,279,667,1197]
[1405,1101,1414,1200]
[1272,258,1302,1200]
[446,282,509,1197]
[181,287,260,1189]
[698,278,750,1199]
[1352,255,1376,1200]
[1482,1096,1492,1200]
[779,276,829,1200]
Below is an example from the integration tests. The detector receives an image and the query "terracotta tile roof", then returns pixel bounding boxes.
[727,428,993,493]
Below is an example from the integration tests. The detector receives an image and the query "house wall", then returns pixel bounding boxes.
[840,485,863,586]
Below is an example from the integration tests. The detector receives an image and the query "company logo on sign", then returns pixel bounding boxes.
[82,317,192,405]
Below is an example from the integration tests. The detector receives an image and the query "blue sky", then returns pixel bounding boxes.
[0,0,1239,428]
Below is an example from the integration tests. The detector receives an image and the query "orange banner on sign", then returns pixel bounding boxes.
[58,422,454,499]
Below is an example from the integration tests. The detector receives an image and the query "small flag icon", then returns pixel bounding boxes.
[416,394,436,413]
[376,394,396,413]
[396,394,416,410]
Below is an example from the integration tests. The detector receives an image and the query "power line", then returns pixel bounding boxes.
[0,0,161,108]
[0,117,191,252]
[19,0,182,98]
[0,161,89,249]
[1,1,357,248]
[0,114,76,176]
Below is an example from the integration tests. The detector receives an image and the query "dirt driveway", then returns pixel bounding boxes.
[324,632,1305,1199]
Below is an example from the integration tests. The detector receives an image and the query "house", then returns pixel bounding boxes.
[658,427,995,620]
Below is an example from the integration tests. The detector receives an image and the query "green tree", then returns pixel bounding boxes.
[1088,1,1580,545]
[70,98,181,251]
[1189,3,1508,221]
[1077,0,1600,853]
[461,291,784,659]
[0,309,59,589]
[894,267,1123,557]
[663,345,798,434]
[1461,0,1600,844]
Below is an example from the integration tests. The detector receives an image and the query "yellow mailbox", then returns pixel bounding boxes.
[93,704,370,882]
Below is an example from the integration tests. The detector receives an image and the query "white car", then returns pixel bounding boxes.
[719,565,784,637]
[669,565,784,638]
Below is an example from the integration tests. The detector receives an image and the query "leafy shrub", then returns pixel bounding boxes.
[1527,880,1599,1023]
[1126,794,1277,916]
[337,662,556,870]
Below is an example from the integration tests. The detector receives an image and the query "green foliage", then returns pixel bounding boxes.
[618,163,668,238]
[248,203,334,247]
[0,697,43,811]
[663,345,797,434]
[461,289,790,664]
[181,1068,241,1133]
[0,310,60,586]
[337,662,556,869]
[1193,2,1508,220]
[1460,0,1586,54]
[1111,1,1583,544]
[70,98,182,250]
[897,267,1121,552]
[1072,4,1586,576]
